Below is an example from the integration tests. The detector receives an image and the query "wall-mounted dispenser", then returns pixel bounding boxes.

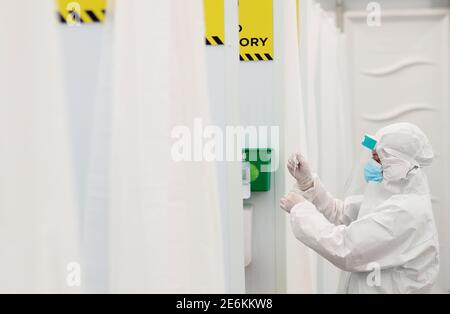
[242,148,272,192]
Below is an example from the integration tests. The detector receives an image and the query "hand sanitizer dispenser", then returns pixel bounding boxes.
[242,148,272,192]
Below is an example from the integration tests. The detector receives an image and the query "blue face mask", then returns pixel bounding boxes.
[364,159,383,183]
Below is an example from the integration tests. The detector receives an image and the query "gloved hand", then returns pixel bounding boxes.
[280,192,305,213]
[287,153,313,191]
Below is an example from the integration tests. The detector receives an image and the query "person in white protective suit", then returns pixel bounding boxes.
[280,123,439,293]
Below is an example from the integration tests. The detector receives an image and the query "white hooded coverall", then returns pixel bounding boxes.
[290,123,439,293]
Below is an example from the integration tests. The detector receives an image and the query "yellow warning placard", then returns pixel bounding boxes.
[56,0,108,25]
[239,0,273,61]
[204,0,225,45]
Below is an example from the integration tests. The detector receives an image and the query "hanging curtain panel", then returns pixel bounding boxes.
[281,0,314,294]
[109,0,225,293]
[0,0,80,293]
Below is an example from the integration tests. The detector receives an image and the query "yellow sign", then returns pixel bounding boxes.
[204,0,225,45]
[56,0,108,24]
[239,0,273,61]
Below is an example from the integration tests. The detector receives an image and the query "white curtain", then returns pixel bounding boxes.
[83,14,114,293]
[303,1,321,170]
[316,9,351,198]
[0,0,80,293]
[280,0,315,294]
[299,0,351,293]
[108,0,225,293]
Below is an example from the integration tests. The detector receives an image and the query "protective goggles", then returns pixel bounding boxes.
[361,134,378,150]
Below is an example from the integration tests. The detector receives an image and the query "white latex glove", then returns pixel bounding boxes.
[280,192,305,213]
[287,153,313,191]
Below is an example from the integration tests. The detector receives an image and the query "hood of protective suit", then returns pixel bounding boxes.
[375,123,434,182]
[357,122,435,219]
